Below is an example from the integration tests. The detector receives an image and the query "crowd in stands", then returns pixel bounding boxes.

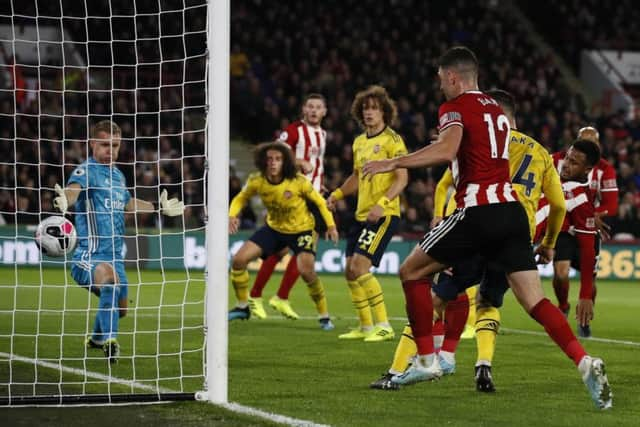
[0,0,207,230]
[2,0,640,240]
[519,0,640,69]
[230,0,640,240]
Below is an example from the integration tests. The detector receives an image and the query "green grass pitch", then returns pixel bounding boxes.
[1,266,639,426]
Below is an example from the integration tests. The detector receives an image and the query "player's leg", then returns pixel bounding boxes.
[250,247,287,299]
[370,323,415,390]
[356,216,400,342]
[339,222,374,339]
[71,261,104,348]
[348,253,394,342]
[93,262,121,364]
[296,249,333,330]
[462,285,478,339]
[390,246,447,384]
[273,208,325,302]
[499,206,611,408]
[552,233,574,316]
[268,247,303,320]
[474,267,508,392]
[229,238,264,321]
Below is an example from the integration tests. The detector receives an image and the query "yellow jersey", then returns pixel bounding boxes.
[353,127,408,221]
[434,130,565,246]
[229,172,335,234]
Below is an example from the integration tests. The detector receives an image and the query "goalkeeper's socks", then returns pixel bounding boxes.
[277,255,300,299]
[98,284,121,341]
[529,298,586,366]
[91,312,104,343]
[250,254,279,298]
[475,306,501,364]
[441,293,469,353]
[230,268,250,304]
[358,273,389,325]
[347,280,373,329]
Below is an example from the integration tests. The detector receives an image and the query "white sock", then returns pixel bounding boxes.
[439,350,455,365]
[578,355,591,377]
[417,353,435,367]
[433,334,444,350]
[475,359,491,368]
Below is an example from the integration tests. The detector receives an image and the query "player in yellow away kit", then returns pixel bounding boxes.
[327,85,408,342]
[228,142,339,330]
[370,89,566,391]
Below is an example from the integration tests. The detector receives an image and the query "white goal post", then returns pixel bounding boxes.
[0,0,228,406]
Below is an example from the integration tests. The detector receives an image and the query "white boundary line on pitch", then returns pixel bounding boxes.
[499,327,640,347]
[4,312,640,348]
[1,351,330,427]
[0,351,172,394]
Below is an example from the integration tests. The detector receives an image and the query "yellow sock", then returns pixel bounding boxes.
[358,273,389,325]
[347,280,373,329]
[475,306,501,364]
[390,324,416,374]
[307,278,328,317]
[230,268,249,304]
[465,285,478,328]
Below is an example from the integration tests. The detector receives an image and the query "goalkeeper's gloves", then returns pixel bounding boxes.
[53,184,68,213]
[160,189,185,216]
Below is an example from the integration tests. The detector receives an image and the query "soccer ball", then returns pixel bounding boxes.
[35,216,77,257]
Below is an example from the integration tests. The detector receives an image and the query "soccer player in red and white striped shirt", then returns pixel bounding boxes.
[362,46,611,409]
[542,127,618,337]
[248,94,329,322]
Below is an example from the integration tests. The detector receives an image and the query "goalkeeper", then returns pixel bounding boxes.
[53,120,184,363]
[228,142,339,330]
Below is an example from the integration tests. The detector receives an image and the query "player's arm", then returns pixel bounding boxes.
[326,171,358,211]
[366,167,408,223]
[594,165,618,239]
[433,169,454,227]
[575,231,596,326]
[569,200,597,326]
[361,125,462,177]
[228,176,257,234]
[539,166,566,249]
[305,183,338,244]
[53,183,82,213]
[598,165,619,216]
[125,190,184,216]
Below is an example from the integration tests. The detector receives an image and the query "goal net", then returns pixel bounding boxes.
[0,0,226,405]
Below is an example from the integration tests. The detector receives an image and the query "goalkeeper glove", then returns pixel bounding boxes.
[160,189,185,216]
[53,184,68,213]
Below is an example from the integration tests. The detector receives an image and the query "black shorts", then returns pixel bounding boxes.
[345,216,399,267]
[419,202,536,273]
[431,255,510,308]
[307,201,328,234]
[554,231,601,274]
[249,225,315,259]
[432,255,484,301]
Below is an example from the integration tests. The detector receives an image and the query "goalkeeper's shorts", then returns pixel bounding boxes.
[71,258,129,299]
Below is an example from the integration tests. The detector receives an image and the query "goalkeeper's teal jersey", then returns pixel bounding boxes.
[67,157,131,261]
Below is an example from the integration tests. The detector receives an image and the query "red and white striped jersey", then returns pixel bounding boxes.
[535,179,597,239]
[552,151,618,215]
[278,120,326,192]
[438,91,518,208]
[560,181,597,234]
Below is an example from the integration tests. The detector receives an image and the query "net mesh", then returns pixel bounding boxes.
[0,0,208,402]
